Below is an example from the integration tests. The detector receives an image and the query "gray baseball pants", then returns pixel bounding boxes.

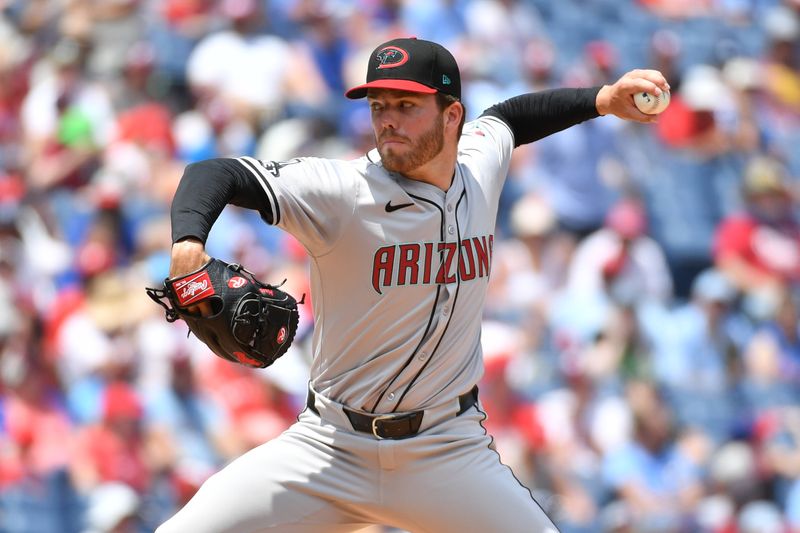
[156,388,560,533]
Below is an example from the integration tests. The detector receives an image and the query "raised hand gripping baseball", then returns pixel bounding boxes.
[596,68,671,123]
[146,257,301,368]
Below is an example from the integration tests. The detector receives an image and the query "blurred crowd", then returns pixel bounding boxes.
[2,0,800,532]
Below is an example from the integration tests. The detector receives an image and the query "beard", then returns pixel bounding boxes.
[377,112,444,175]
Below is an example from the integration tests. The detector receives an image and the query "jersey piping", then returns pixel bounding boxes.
[370,192,445,412]
[236,156,281,225]
[394,186,467,411]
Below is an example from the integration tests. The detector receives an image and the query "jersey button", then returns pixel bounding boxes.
[387,392,396,401]
[447,225,455,235]
[418,351,427,360]
[447,204,453,212]
[443,305,450,315]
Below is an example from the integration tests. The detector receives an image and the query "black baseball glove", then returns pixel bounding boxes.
[146,258,300,368]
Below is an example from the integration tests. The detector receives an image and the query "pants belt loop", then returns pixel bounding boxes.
[306,386,319,415]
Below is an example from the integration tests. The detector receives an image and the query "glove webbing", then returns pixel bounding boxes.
[145,286,180,322]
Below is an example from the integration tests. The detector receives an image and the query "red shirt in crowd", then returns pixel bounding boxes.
[714,214,800,282]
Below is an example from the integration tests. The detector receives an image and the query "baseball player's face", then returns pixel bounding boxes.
[367,89,445,175]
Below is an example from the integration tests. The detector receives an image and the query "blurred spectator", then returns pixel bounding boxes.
[738,324,800,424]
[533,385,605,533]
[486,192,560,321]
[737,499,786,533]
[525,113,625,243]
[85,0,144,81]
[713,156,800,298]
[638,0,715,19]
[21,38,114,190]
[290,0,353,98]
[752,286,800,382]
[705,441,760,525]
[0,13,31,171]
[647,268,743,443]
[186,0,328,136]
[399,0,466,49]
[602,384,706,532]
[143,352,238,506]
[565,197,673,306]
[82,482,141,533]
[1,352,72,485]
[761,407,800,530]
[576,302,653,391]
[106,40,159,111]
[68,381,155,494]
[761,4,800,125]
[722,55,767,154]
[655,64,737,156]
[196,358,298,452]
[54,270,152,391]
[649,29,682,97]
[0,321,81,533]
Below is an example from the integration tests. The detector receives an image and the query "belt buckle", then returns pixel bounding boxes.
[371,414,398,439]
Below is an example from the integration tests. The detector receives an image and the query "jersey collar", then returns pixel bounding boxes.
[366,149,464,204]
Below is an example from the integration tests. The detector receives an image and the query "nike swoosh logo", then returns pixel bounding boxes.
[385,201,414,212]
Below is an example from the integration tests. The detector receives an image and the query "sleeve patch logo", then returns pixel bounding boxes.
[256,158,301,177]
[376,46,409,69]
[173,271,215,306]
[227,276,248,289]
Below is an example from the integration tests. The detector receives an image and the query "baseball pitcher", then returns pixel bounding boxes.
[152,37,669,533]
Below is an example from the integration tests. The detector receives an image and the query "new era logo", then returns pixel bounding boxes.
[442,74,451,85]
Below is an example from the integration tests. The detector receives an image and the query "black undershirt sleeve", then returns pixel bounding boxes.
[481,87,602,147]
[170,158,273,244]
[172,91,601,242]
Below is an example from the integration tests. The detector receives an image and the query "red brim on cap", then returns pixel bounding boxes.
[345,79,437,99]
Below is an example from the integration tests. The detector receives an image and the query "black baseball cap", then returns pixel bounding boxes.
[345,37,461,100]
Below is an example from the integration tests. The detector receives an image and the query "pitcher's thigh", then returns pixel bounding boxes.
[155,430,369,533]
[390,414,560,533]
[412,455,558,533]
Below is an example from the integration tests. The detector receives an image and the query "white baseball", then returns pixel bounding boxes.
[633,90,670,115]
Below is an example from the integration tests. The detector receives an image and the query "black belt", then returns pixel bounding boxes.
[306,385,479,440]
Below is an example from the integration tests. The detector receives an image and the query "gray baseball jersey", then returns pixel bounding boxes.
[235,115,512,413]
[158,114,563,533]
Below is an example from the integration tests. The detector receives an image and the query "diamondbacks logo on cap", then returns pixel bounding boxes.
[376,46,409,69]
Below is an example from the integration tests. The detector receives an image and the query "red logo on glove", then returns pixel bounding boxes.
[259,288,274,296]
[232,351,262,367]
[277,327,287,344]
[173,271,214,306]
[228,276,247,289]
